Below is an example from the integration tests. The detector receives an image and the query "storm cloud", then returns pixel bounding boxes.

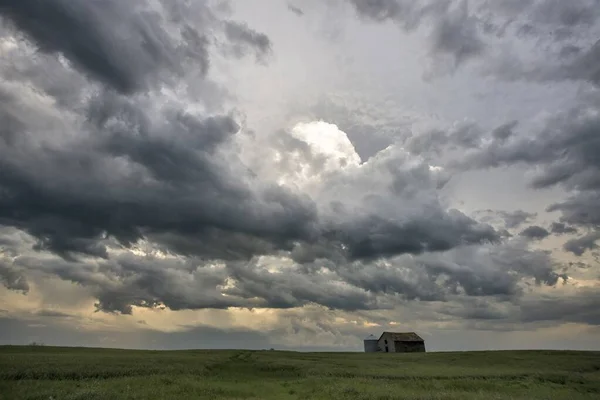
[519,226,550,241]
[0,0,510,317]
[0,0,599,350]
[347,0,600,81]
[0,0,216,93]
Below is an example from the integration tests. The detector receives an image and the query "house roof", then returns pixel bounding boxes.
[378,331,424,342]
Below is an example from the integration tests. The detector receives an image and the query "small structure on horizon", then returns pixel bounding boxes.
[363,334,379,353]
[363,331,426,353]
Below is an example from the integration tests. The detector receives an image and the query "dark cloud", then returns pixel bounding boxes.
[499,211,537,230]
[0,72,504,317]
[519,225,550,240]
[0,316,275,350]
[35,310,72,318]
[348,0,484,68]
[492,121,518,142]
[332,209,499,262]
[405,121,521,165]
[452,90,600,231]
[0,86,321,262]
[519,289,600,326]
[0,260,29,293]
[0,0,207,93]
[531,0,600,28]
[2,232,565,316]
[430,1,485,67]
[560,39,600,85]
[0,0,582,321]
[287,3,304,16]
[563,232,600,256]
[224,260,385,311]
[550,222,578,235]
[438,298,512,321]
[406,122,483,158]
[439,287,600,328]
[347,0,600,83]
[222,21,272,61]
[548,193,600,229]
[348,0,410,24]
[0,0,272,94]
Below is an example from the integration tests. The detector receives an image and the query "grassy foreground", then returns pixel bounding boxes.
[1,346,599,399]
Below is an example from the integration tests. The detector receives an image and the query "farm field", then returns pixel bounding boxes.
[1,346,599,400]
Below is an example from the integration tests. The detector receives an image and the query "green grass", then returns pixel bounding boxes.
[1,346,599,399]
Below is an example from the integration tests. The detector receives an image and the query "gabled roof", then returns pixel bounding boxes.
[378,331,424,342]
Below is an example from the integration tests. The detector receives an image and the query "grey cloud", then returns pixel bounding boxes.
[1,32,499,268]
[287,4,304,16]
[437,287,600,328]
[521,39,600,86]
[245,128,499,264]
[498,210,537,229]
[223,21,272,61]
[550,222,578,235]
[0,0,207,93]
[348,0,410,24]
[0,86,320,261]
[519,225,550,240]
[335,260,446,302]
[484,40,600,86]
[35,310,72,318]
[438,298,513,321]
[224,260,386,311]
[453,90,600,230]
[11,254,253,315]
[527,0,600,31]
[0,0,272,94]
[0,317,275,350]
[431,1,485,67]
[7,235,567,315]
[302,145,499,262]
[348,0,485,67]
[8,252,384,314]
[492,121,518,142]
[406,121,518,164]
[348,0,600,83]
[0,39,503,316]
[0,260,29,293]
[565,40,600,85]
[0,0,577,320]
[303,98,401,160]
[548,192,600,228]
[418,239,567,292]
[484,0,600,38]
[326,239,565,307]
[568,261,591,269]
[519,289,600,326]
[335,209,499,262]
[563,232,600,256]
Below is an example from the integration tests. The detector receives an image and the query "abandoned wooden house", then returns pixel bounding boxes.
[364,331,426,353]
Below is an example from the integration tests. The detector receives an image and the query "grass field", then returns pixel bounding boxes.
[1,346,599,399]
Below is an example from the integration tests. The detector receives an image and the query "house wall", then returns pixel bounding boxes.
[394,341,425,353]
[378,334,395,353]
[378,334,426,353]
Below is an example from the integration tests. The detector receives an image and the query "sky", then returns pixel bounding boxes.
[0,0,599,352]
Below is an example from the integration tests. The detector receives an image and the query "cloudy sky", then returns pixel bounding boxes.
[1,0,599,352]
